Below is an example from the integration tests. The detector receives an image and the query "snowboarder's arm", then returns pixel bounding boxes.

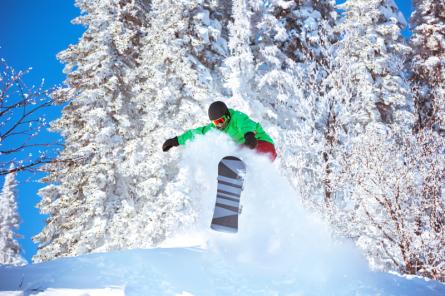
[234,112,259,148]
[235,112,258,135]
[177,124,214,145]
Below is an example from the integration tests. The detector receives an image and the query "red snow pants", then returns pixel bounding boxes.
[256,140,277,161]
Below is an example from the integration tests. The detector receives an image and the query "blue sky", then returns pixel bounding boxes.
[0,1,413,262]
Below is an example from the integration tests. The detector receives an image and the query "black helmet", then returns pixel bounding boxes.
[208,101,229,120]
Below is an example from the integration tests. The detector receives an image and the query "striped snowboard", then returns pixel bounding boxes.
[210,156,246,233]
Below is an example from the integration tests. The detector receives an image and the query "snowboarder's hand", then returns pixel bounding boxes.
[162,137,179,152]
[244,132,257,149]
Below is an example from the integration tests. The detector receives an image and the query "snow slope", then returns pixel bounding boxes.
[1,133,444,295]
[1,246,444,295]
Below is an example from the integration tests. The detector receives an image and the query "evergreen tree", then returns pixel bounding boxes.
[322,0,415,215]
[332,0,414,135]
[410,0,445,132]
[0,166,26,266]
[248,0,338,210]
[248,0,337,117]
[114,0,229,249]
[34,0,228,261]
[34,0,153,261]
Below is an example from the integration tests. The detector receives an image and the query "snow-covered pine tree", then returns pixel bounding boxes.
[322,0,414,215]
[34,0,153,261]
[410,0,445,132]
[0,166,26,266]
[318,0,413,222]
[275,0,337,211]
[252,0,337,88]
[112,0,229,247]
[247,0,338,211]
[35,0,229,261]
[332,0,413,135]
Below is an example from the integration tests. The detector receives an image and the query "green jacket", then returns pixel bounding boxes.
[177,109,274,146]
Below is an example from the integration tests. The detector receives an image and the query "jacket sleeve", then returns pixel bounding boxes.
[177,123,214,145]
[235,112,258,137]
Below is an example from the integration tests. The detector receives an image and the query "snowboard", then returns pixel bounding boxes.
[210,156,246,233]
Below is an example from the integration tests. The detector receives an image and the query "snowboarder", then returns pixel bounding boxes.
[162,101,277,161]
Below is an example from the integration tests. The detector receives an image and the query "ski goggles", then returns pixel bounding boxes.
[212,115,228,127]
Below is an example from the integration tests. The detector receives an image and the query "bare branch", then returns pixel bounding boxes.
[0,58,64,176]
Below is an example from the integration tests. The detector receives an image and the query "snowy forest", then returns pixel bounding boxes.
[1,0,444,285]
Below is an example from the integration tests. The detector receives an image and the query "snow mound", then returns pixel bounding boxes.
[1,247,444,295]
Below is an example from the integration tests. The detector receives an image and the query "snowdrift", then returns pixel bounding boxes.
[1,133,444,295]
[1,247,444,295]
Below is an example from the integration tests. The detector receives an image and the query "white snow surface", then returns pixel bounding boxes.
[1,133,445,295]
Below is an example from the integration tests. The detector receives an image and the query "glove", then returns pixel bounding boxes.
[162,137,179,152]
[244,132,257,149]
